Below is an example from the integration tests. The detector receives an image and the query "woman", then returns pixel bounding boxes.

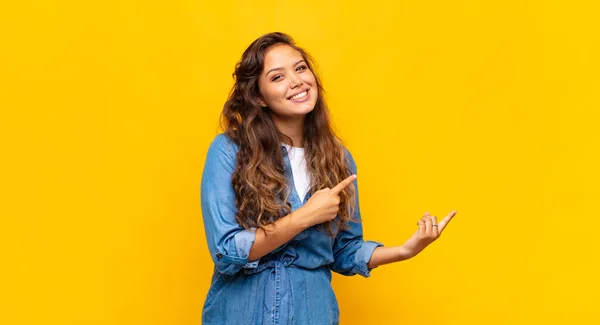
[201,32,456,325]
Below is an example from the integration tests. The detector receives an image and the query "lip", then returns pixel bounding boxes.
[287,88,311,102]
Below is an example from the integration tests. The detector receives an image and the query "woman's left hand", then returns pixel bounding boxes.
[401,210,457,258]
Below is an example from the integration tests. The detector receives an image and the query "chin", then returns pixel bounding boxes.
[294,104,316,116]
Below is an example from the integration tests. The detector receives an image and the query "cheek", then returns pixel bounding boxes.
[259,81,278,99]
[265,84,288,101]
[260,85,289,109]
[305,71,317,84]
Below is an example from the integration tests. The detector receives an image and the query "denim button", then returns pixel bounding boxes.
[216,253,223,259]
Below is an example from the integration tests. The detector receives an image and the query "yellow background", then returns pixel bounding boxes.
[2,0,599,324]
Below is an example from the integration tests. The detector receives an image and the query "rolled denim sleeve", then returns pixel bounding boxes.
[201,134,260,275]
[330,150,383,277]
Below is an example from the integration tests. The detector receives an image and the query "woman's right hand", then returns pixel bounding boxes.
[297,175,357,227]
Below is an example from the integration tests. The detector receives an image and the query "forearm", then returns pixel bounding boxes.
[247,208,310,261]
[367,245,415,268]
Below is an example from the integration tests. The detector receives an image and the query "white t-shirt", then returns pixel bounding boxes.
[283,144,310,202]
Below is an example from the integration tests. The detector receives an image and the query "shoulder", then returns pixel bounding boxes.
[208,133,239,157]
[205,133,240,171]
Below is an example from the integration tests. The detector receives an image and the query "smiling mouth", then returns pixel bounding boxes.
[288,90,308,101]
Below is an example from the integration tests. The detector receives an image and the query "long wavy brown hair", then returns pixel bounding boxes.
[221,32,355,235]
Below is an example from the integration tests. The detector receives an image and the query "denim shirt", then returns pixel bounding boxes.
[201,134,383,325]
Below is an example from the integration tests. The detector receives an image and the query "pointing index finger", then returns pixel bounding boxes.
[330,175,357,195]
[438,210,457,232]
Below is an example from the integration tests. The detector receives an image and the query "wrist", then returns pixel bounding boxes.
[397,244,418,260]
[290,206,312,231]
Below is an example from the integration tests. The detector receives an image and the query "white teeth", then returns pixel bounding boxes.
[290,91,307,100]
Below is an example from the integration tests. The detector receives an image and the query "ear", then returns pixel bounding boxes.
[257,96,267,108]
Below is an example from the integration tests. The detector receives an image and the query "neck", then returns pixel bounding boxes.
[270,114,305,148]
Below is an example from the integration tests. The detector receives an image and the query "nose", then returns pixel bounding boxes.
[289,73,303,88]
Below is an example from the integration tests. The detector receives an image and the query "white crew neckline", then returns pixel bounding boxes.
[282,144,310,202]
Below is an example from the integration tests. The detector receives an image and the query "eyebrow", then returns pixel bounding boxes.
[265,60,306,77]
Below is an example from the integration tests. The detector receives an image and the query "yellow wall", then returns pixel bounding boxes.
[2,0,599,324]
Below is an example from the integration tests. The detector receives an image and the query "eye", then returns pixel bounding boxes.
[272,74,283,82]
[296,65,307,72]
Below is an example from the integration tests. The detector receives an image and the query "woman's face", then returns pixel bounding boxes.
[257,44,318,122]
